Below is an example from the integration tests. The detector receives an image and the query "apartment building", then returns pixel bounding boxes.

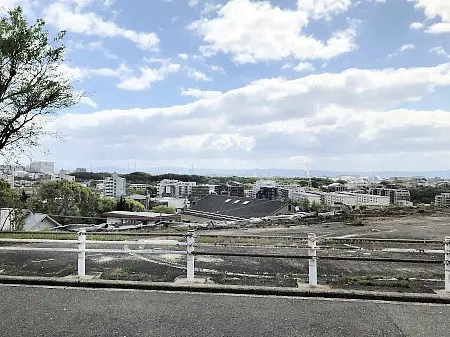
[103,173,126,198]
[256,186,289,201]
[30,161,54,174]
[157,179,196,198]
[369,188,411,204]
[191,185,216,200]
[324,192,390,206]
[435,193,450,207]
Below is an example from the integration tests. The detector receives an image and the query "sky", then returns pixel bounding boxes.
[2,0,450,173]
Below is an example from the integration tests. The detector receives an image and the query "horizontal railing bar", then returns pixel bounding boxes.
[197,234,308,240]
[322,238,443,244]
[0,238,79,244]
[194,251,443,264]
[0,231,187,237]
[0,238,185,246]
[0,232,445,244]
[194,243,308,249]
[317,246,445,254]
[0,247,186,254]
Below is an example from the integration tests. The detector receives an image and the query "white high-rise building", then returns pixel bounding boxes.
[157,179,196,198]
[30,161,54,174]
[103,173,126,198]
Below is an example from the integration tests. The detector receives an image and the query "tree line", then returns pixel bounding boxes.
[0,179,145,227]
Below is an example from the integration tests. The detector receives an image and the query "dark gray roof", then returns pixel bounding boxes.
[184,195,287,220]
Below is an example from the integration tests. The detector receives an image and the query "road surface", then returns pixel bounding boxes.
[0,284,449,336]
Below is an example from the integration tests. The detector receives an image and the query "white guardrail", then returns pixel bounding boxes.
[0,230,449,291]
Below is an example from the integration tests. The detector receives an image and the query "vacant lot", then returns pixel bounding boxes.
[0,214,448,293]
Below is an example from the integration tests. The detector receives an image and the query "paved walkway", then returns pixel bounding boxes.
[1,284,449,336]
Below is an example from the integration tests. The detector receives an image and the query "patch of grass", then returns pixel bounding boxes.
[196,236,285,246]
[341,275,377,286]
[390,281,411,288]
[341,275,411,288]
[0,233,135,241]
[0,233,77,240]
[110,267,129,277]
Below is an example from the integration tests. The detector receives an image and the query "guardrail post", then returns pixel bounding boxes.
[445,237,450,293]
[186,230,196,281]
[77,229,86,277]
[308,233,317,286]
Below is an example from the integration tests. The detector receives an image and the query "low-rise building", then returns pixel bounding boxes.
[435,193,450,207]
[103,211,180,225]
[324,192,390,207]
[51,170,75,182]
[129,183,149,190]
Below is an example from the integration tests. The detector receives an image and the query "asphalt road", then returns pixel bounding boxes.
[0,285,449,337]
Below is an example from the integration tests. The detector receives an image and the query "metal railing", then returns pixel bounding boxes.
[0,231,448,292]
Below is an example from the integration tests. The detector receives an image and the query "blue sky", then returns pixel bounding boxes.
[3,0,450,172]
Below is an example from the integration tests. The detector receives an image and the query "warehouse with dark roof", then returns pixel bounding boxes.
[181,195,293,223]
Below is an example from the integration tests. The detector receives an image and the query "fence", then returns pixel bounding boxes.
[0,230,448,292]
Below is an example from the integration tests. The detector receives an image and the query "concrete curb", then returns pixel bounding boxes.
[1,275,449,304]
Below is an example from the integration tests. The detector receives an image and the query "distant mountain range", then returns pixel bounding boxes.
[85,166,450,179]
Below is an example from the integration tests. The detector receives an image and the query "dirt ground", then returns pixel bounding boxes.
[0,214,448,293]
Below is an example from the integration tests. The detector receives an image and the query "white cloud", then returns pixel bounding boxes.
[67,40,118,59]
[410,22,424,30]
[178,53,189,60]
[188,0,198,7]
[117,63,180,90]
[388,43,415,58]
[201,2,223,15]
[79,96,98,108]
[430,46,450,58]
[410,0,450,33]
[210,65,225,73]
[46,63,450,170]
[189,0,357,64]
[426,23,450,33]
[293,62,315,72]
[43,2,159,50]
[297,0,352,20]
[187,68,212,81]
[181,87,222,99]
[59,63,131,81]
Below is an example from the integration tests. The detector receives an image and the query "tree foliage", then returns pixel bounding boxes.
[0,179,27,230]
[0,178,18,207]
[116,196,145,212]
[28,180,100,224]
[151,205,176,214]
[410,186,450,204]
[0,7,75,157]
